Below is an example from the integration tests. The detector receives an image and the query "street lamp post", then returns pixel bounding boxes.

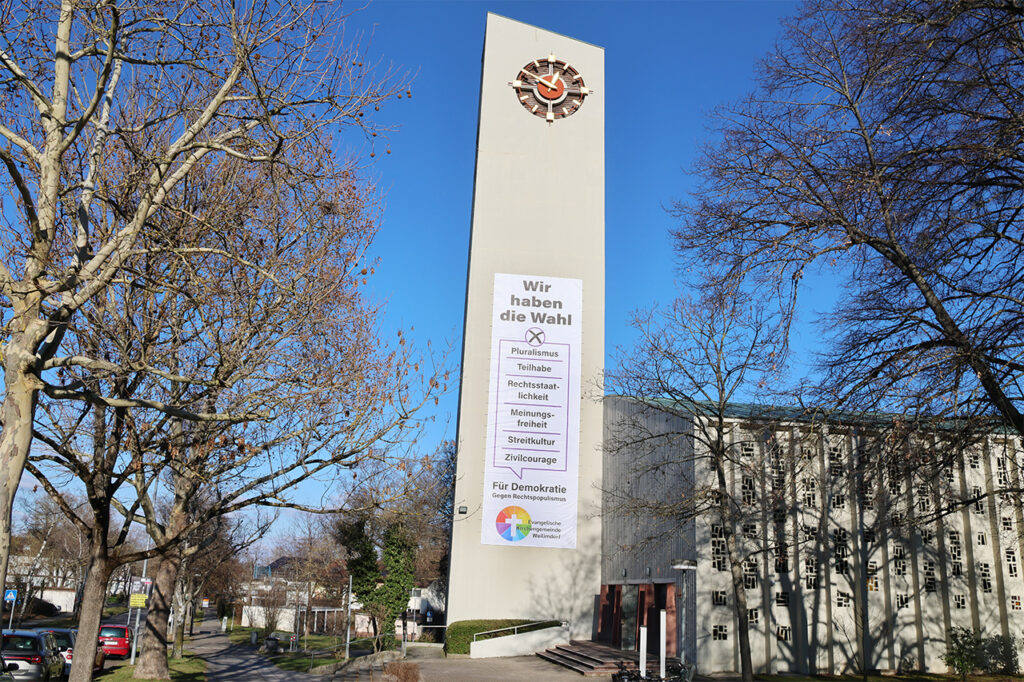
[672,559,698,669]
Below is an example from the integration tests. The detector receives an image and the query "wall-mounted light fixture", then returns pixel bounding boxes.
[458,506,468,515]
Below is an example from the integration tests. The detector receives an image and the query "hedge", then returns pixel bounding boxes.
[444,619,561,655]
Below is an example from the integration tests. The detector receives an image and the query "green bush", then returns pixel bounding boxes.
[981,633,1019,674]
[444,619,561,655]
[944,627,982,682]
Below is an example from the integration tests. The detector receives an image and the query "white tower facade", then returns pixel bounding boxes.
[446,14,605,638]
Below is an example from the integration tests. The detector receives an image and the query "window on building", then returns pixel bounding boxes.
[774,540,789,575]
[833,492,847,510]
[917,485,931,513]
[744,560,758,590]
[859,481,874,506]
[805,559,819,590]
[775,591,789,607]
[777,626,792,642]
[712,548,727,572]
[924,561,937,593]
[954,594,966,609]
[773,507,786,524]
[1007,549,1019,579]
[944,467,956,485]
[974,486,985,514]
[970,452,980,470]
[1012,595,1022,611]
[867,561,879,591]
[742,477,756,505]
[802,525,817,543]
[747,608,759,625]
[894,544,907,577]
[864,528,876,544]
[995,456,1011,483]
[713,625,728,641]
[921,529,934,546]
[1003,516,1014,532]
[802,445,815,461]
[891,513,903,530]
[836,591,851,608]
[980,563,993,593]
[712,590,727,606]
[711,525,727,571]
[829,444,842,463]
[949,531,963,576]
[740,442,755,458]
[896,593,910,610]
[978,532,987,546]
[743,523,757,539]
[803,478,818,509]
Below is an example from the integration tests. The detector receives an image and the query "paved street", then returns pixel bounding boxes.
[185,614,614,682]
[189,615,310,682]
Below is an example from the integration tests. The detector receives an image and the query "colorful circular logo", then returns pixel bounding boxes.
[496,506,532,542]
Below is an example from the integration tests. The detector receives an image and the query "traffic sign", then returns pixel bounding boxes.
[3,589,16,603]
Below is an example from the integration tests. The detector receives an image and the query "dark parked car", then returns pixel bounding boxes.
[34,628,104,677]
[98,623,132,659]
[0,630,64,681]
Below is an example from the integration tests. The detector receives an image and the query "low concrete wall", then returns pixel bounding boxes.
[469,624,570,659]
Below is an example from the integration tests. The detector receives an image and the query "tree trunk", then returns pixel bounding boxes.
[68,553,112,682]
[726,527,755,682]
[712,441,754,682]
[133,553,180,679]
[172,581,186,658]
[304,581,313,637]
[0,371,41,626]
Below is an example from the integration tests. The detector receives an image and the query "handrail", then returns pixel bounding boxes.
[472,619,567,642]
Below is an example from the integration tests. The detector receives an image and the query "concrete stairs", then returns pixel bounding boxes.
[537,640,673,677]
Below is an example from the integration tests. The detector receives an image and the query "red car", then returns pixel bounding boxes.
[97,624,132,659]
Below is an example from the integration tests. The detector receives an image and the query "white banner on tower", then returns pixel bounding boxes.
[480,273,582,548]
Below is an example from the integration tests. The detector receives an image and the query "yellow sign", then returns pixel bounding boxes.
[129,593,147,608]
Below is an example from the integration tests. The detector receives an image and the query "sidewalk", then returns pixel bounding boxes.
[409,654,614,681]
[188,614,311,682]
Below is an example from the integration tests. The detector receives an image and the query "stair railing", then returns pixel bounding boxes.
[472,619,568,641]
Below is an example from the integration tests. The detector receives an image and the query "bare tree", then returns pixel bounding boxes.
[605,285,785,682]
[170,517,258,657]
[673,0,1024,435]
[0,2,410,665]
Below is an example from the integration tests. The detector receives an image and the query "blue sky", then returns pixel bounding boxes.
[347,0,814,451]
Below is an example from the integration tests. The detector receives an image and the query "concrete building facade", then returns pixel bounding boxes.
[601,397,1024,674]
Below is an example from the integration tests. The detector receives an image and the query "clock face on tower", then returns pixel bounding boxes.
[511,55,590,122]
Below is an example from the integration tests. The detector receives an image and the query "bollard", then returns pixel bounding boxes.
[250,630,257,646]
[660,609,667,679]
[639,626,647,678]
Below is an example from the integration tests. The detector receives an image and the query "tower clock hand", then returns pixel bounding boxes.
[521,68,558,91]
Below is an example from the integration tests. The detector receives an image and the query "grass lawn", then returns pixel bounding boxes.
[95,652,205,681]
[227,625,343,650]
[225,625,346,672]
